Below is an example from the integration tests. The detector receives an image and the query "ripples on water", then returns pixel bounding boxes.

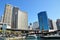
[41,38,60,40]
[19,38,60,40]
[0,38,60,40]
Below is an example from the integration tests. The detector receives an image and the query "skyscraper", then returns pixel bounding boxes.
[17,10,28,30]
[56,19,60,30]
[38,11,49,31]
[12,7,19,28]
[48,19,57,30]
[48,19,53,30]
[3,4,13,27]
[3,4,28,29]
[52,21,57,30]
[12,7,28,29]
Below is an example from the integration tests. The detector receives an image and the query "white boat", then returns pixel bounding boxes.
[26,34,37,39]
[40,34,60,38]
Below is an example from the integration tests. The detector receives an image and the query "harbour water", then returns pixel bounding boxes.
[12,38,60,40]
[18,37,60,40]
[0,37,60,40]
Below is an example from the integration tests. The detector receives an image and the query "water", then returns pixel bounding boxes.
[0,37,60,40]
[22,36,60,40]
[19,38,60,40]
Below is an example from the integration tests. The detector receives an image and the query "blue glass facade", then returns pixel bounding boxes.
[38,11,49,31]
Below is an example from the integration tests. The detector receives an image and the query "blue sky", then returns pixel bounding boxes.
[0,0,60,24]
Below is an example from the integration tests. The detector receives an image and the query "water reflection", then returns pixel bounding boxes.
[17,38,60,40]
[41,38,60,40]
[0,38,60,40]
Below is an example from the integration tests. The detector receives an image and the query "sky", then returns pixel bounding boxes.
[0,0,60,25]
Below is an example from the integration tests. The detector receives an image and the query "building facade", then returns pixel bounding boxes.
[33,21,39,30]
[48,19,57,31]
[48,19,53,30]
[3,4,13,28]
[52,21,57,30]
[17,10,28,30]
[12,7,28,29]
[56,19,60,30]
[38,11,49,31]
[12,7,19,28]
[3,4,28,30]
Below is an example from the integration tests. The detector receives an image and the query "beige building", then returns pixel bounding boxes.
[3,4,13,27]
[3,4,28,30]
[17,10,28,30]
[12,7,28,29]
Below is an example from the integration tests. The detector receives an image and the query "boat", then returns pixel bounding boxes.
[26,34,37,39]
[40,34,60,39]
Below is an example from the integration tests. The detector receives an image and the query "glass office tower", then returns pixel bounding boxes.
[38,11,49,31]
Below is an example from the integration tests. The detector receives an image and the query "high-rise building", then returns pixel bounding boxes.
[3,4,28,30]
[12,6,28,29]
[17,10,28,29]
[33,21,39,30]
[3,4,13,27]
[48,19,53,30]
[56,19,60,30]
[12,7,19,28]
[52,21,57,30]
[48,19,57,32]
[48,19,57,30]
[38,11,49,31]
